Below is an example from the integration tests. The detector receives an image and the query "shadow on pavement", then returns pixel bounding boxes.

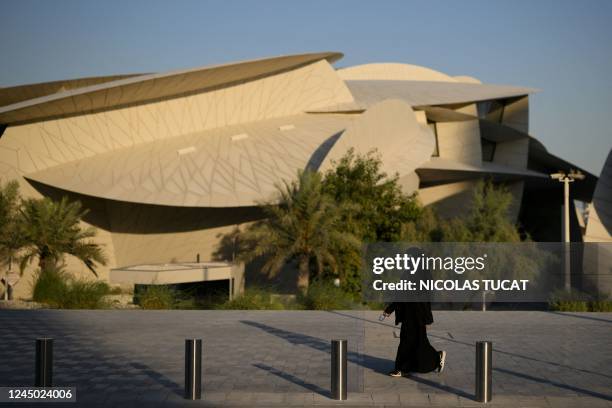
[253,363,329,397]
[241,319,475,400]
[549,311,612,324]
[405,374,473,399]
[494,367,612,401]
[0,311,185,406]
[328,310,612,380]
[129,362,182,397]
[241,319,390,374]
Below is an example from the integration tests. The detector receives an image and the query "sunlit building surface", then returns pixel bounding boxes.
[0,52,600,298]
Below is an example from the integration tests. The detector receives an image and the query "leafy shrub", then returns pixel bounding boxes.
[173,298,198,310]
[550,299,589,312]
[546,289,612,312]
[32,267,69,306]
[366,301,387,311]
[135,285,176,309]
[271,294,302,309]
[32,267,111,309]
[61,280,110,309]
[299,279,355,310]
[217,287,284,310]
[590,300,612,312]
[548,289,588,311]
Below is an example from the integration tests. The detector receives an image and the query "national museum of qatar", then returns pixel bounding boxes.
[1,51,609,298]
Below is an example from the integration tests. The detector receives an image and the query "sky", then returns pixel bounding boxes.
[1,0,611,175]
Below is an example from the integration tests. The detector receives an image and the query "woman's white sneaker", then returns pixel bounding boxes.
[437,351,447,373]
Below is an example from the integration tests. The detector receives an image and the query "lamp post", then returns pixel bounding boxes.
[550,170,584,291]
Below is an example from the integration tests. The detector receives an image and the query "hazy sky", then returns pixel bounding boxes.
[1,0,610,175]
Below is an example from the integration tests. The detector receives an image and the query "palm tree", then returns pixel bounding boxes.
[0,180,25,299]
[239,170,360,292]
[19,196,107,276]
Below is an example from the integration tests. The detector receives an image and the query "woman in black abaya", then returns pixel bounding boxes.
[383,301,446,376]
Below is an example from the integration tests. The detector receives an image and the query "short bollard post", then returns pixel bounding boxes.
[331,339,347,400]
[35,338,53,387]
[475,341,492,403]
[184,339,202,400]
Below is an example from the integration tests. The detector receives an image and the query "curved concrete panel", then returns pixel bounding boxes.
[0,59,354,179]
[585,149,612,242]
[583,150,612,298]
[337,63,457,82]
[501,96,530,133]
[318,99,435,178]
[417,158,548,183]
[527,137,597,201]
[435,120,482,166]
[0,52,345,125]
[309,80,537,112]
[397,172,420,195]
[0,74,145,108]
[453,75,482,84]
[420,106,476,122]
[418,180,478,218]
[24,114,355,207]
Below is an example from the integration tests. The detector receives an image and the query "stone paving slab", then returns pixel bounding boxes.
[0,310,610,407]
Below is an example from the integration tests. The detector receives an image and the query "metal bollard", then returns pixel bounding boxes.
[475,341,492,403]
[184,339,202,400]
[331,339,347,400]
[35,338,53,387]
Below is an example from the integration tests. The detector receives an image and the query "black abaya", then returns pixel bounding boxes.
[385,302,440,373]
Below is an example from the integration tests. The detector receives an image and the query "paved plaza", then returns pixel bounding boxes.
[0,310,611,407]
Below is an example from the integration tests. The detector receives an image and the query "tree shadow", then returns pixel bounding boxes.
[211,226,241,262]
[212,229,300,292]
[253,363,329,397]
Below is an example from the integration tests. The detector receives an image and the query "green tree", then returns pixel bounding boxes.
[0,181,20,236]
[19,196,107,276]
[465,179,521,242]
[322,148,422,242]
[402,179,544,305]
[0,180,25,299]
[321,149,422,294]
[401,206,444,242]
[402,179,521,242]
[238,170,360,292]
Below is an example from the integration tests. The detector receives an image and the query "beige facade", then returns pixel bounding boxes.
[584,150,612,243]
[0,52,600,299]
[582,149,612,296]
